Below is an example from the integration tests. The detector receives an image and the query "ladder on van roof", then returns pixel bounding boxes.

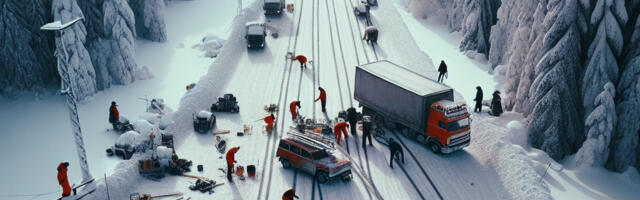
[287,130,335,150]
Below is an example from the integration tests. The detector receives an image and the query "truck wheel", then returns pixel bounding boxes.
[316,171,329,184]
[429,141,441,154]
[280,158,291,168]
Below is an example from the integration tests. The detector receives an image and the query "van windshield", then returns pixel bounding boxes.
[265,2,280,8]
[448,118,469,132]
[312,150,329,159]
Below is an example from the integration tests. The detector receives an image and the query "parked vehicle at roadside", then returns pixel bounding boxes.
[354,60,471,154]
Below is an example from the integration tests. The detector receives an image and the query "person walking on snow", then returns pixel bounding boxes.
[346,107,358,135]
[490,91,503,117]
[57,162,71,197]
[437,60,448,83]
[264,114,275,133]
[334,121,350,145]
[315,87,327,113]
[291,55,307,70]
[289,101,301,121]
[109,101,119,125]
[388,138,404,168]
[282,188,299,200]
[362,116,373,147]
[474,86,483,113]
[226,146,240,182]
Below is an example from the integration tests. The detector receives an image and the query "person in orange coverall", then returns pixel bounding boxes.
[57,162,71,197]
[226,147,240,182]
[334,121,349,145]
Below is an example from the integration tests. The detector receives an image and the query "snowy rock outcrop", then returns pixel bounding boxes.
[130,0,167,42]
[574,83,616,167]
[0,0,57,96]
[52,0,98,100]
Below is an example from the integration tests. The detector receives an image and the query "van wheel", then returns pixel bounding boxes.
[280,158,291,168]
[429,141,441,154]
[316,171,329,184]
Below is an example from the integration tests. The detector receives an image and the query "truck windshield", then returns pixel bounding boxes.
[312,150,329,159]
[265,2,279,8]
[448,118,469,132]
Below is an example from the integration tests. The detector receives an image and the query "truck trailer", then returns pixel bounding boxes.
[354,60,471,154]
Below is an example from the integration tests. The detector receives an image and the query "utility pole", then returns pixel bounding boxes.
[41,17,93,183]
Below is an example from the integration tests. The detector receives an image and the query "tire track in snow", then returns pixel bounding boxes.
[322,0,345,110]
[257,0,305,198]
[389,130,444,200]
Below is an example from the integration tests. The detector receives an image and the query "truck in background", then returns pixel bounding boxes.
[263,0,285,15]
[354,60,471,154]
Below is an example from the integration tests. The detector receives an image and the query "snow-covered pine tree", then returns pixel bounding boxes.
[581,0,627,122]
[91,0,137,90]
[52,0,97,100]
[459,0,501,55]
[609,2,640,172]
[0,0,57,96]
[514,0,548,114]
[527,0,583,160]
[574,82,616,167]
[130,0,167,42]
[502,0,540,110]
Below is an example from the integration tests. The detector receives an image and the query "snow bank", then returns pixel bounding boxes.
[81,1,262,198]
[471,114,552,200]
[192,34,225,58]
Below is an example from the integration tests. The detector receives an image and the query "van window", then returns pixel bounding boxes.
[279,141,289,151]
[300,150,311,159]
[290,145,301,155]
[438,121,446,129]
[312,150,329,159]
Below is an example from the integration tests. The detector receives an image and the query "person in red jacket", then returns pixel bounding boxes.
[315,87,327,113]
[57,162,71,197]
[333,121,349,145]
[264,114,275,133]
[289,101,301,121]
[292,54,307,70]
[282,188,299,200]
[108,101,119,125]
[226,146,240,182]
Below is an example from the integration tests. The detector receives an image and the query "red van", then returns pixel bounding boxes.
[276,131,352,184]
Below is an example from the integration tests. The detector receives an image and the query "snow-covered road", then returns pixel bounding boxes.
[129,0,510,199]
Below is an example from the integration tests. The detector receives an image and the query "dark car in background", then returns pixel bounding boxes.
[264,0,285,15]
[245,23,266,49]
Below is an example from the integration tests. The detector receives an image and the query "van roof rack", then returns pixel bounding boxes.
[286,130,334,150]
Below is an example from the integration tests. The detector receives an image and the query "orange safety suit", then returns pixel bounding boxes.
[289,101,300,120]
[334,121,350,145]
[57,162,71,196]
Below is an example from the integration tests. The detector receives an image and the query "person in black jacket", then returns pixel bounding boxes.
[346,107,358,134]
[474,86,483,112]
[388,138,404,168]
[437,60,448,83]
[362,116,373,148]
[490,91,503,116]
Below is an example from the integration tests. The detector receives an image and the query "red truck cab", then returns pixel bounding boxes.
[426,101,471,153]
